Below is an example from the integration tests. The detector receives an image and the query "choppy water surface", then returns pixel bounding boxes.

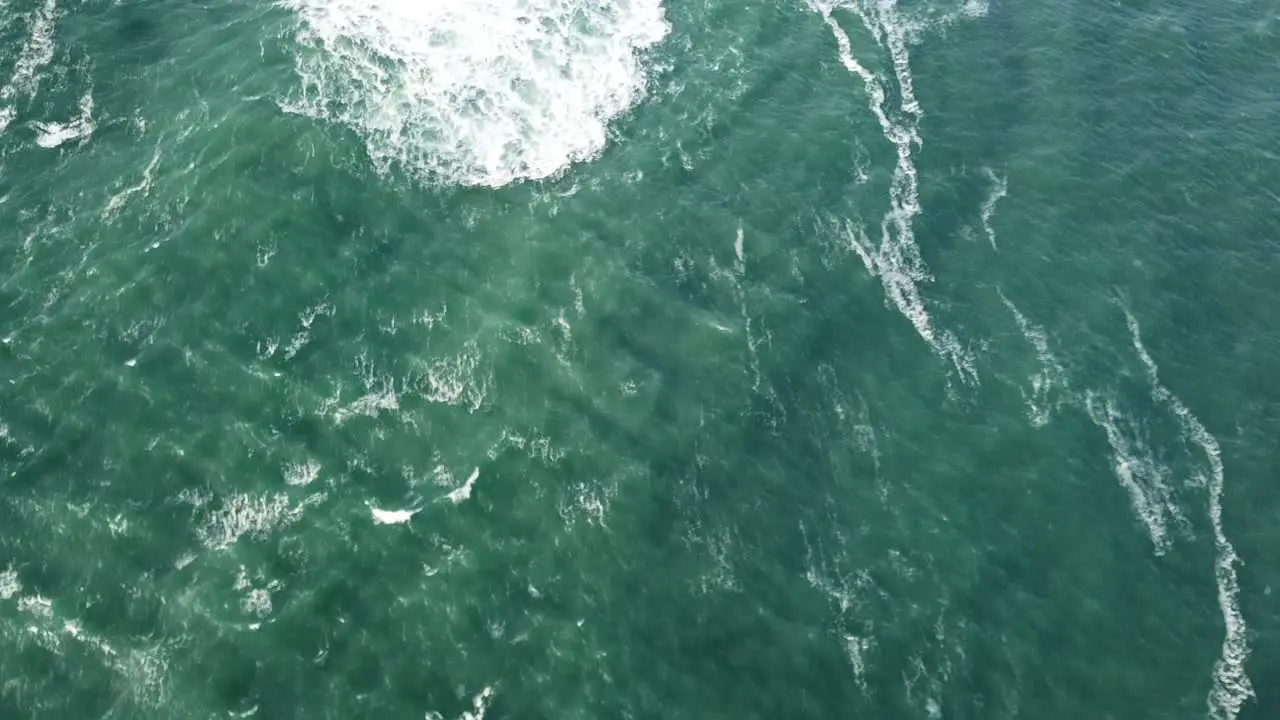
[1,1,1277,718]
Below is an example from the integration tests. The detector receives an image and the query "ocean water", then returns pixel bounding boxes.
[0,0,1277,717]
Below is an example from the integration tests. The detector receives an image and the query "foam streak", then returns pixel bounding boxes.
[1122,307,1252,719]
[732,221,762,392]
[980,168,1006,250]
[1084,392,1181,555]
[810,0,977,384]
[103,146,162,220]
[998,289,1065,426]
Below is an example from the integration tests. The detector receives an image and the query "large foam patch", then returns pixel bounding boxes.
[282,0,669,187]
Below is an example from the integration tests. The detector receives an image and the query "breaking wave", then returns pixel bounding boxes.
[281,0,670,187]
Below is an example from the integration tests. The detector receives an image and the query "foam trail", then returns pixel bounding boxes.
[103,146,162,220]
[980,168,1007,250]
[1121,307,1252,719]
[1084,392,1181,555]
[282,0,669,187]
[810,0,977,384]
[998,289,1065,426]
[732,221,762,392]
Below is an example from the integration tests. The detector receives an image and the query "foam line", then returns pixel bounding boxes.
[103,145,162,220]
[731,222,762,392]
[809,0,977,384]
[1084,392,1181,555]
[998,289,1065,426]
[980,168,1007,250]
[1121,307,1252,719]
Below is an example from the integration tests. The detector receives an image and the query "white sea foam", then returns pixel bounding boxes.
[551,308,575,368]
[370,506,417,524]
[814,364,882,479]
[234,567,280,618]
[810,0,978,384]
[558,479,614,528]
[414,340,490,411]
[0,566,20,599]
[703,525,740,593]
[18,593,52,617]
[1084,392,1186,555]
[998,290,1066,426]
[802,522,883,692]
[320,351,403,424]
[103,146,162,221]
[282,0,669,187]
[462,685,494,720]
[282,301,335,360]
[283,459,321,486]
[8,589,174,707]
[0,0,58,131]
[495,428,566,466]
[33,90,92,148]
[730,222,764,392]
[426,685,495,720]
[979,167,1007,250]
[413,303,449,331]
[844,633,872,693]
[446,467,480,504]
[571,272,586,317]
[1121,307,1253,719]
[114,641,175,708]
[332,380,399,424]
[197,493,304,549]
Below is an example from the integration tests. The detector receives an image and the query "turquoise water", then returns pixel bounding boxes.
[0,0,1277,717]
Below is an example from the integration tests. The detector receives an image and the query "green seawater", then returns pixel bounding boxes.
[0,0,1277,718]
